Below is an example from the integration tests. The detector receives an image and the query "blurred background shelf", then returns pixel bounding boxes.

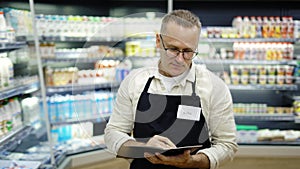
[0,41,27,52]
[0,81,40,100]
[46,82,120,95]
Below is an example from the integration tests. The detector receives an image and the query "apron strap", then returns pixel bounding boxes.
[192,74,196,97]
[143,76,155,92]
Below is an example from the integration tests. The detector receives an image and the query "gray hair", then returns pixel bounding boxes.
[160,9,201,34]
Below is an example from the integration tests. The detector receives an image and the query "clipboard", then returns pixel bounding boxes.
[117,145,203,158]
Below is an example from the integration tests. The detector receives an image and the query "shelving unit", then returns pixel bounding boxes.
[46,82,120,95]
[239,140,300,146]
[42,57,124,64]
[50,114,110,126]
[227,84,298,91]
[201,29,300,149]
[0,125,32,150]
[35,24,122,167]
[234,114,295,121]
[0,38,42,163]
[201,37,296,43]
[40,36,123,43]
[0,41,27,51]
[196,59,298,66]
[0,80,39,100]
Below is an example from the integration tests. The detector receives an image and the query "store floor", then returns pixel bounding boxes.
[221,157,300,169]
[71,158,130,169]
[71,157,300,169]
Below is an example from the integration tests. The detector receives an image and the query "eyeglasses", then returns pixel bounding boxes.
[159,34,198,60]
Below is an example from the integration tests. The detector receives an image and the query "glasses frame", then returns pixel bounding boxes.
[159,34,198,60]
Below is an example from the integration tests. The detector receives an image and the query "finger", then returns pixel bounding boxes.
[145,152,160,164]
[144,152,155,158]
[147,135,164,147]
[155,152,168,161]
[154,153,185,165]
[184,150,191,156]
[162,138,176,148]
[155,135,176,148]
[154,153,172,165]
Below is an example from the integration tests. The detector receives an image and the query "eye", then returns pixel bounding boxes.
[182,49,194,53]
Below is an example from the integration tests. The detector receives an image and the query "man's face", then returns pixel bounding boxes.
[156,22,200,77]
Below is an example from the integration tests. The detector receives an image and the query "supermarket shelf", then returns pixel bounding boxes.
[0,125,32,151]
[0,41,27,51]
[295,117,300,123]
[198,59,298,65]
[42,56,124,63]
[126,56,159,59]
[42,56,159,63]
[239,140,300,146]
[201,38,295,43]
[292,95,300,101]
[295,77,300,84]
[228,84,298,91]
[295,38,300,44]
[235,113,295,121]
[46,82,120,95]
[0,81,40,100]
[50,114,111,126]
[39,36,123,43]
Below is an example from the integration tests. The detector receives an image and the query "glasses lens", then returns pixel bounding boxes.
[166,49,179,57]
[184,51,197,60]
[160,34,197,60]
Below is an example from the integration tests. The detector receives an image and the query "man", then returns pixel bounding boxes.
[104,9,238,169]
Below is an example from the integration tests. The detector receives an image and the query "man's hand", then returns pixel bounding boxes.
[144,149,193,168]
[144,135,195,168]
[146,135,176,149]
[118,135,210,168]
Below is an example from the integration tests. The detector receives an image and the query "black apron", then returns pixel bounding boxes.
[130,76,211,169]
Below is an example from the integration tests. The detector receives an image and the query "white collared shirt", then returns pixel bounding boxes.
[104,62,238,169]
[159,68,190,92]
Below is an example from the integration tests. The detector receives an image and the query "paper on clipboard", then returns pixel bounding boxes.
[117,145,203,158]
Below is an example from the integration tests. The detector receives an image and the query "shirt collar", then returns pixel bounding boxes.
[154,61,196,87]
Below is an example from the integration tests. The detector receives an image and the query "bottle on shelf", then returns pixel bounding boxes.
[0,11,8,43]
[262,16,270,38]
[232,16,243,38]
[0,53,14,89]
[249,16,257,38]
[287,16,294,39]
[0,97,23,136]
[274,16,281,38]
[256,16,263,38]
[242,16,251,38]
[268,16,276,38]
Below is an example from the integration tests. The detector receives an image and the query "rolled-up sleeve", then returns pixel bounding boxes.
[197,71,238,169]
[104,72,136,154]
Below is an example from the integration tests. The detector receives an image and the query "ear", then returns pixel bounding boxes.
[155,33,161,48]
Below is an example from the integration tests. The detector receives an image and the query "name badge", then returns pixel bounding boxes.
[177,105,201,121]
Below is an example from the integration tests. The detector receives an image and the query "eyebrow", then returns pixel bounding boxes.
[165,43,194,51]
